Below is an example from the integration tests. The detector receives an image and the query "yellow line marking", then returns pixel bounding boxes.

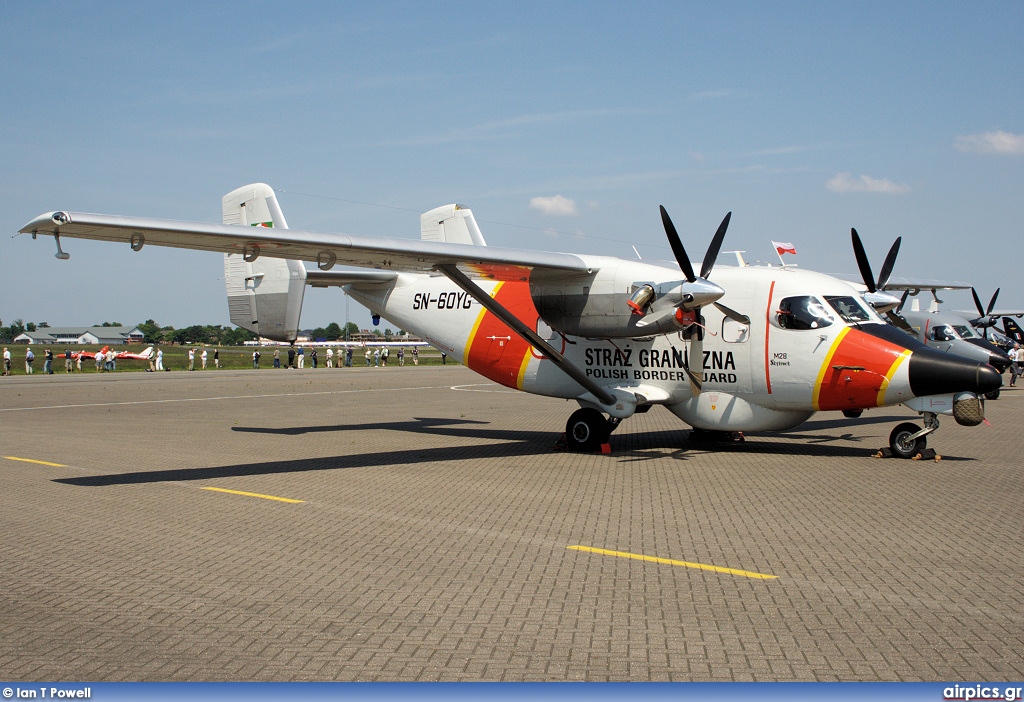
[4,456,67,467]
[567,545,777,580]
[200,487,304,503]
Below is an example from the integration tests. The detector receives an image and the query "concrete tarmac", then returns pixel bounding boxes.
[1,366,1022,681]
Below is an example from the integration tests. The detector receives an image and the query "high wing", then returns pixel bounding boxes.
[20,211,594,282]
[875,278,973,292]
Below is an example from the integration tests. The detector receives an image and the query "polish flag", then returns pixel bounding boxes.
[772,241,797,255]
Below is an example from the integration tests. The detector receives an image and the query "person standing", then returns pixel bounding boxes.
[311,348,318,368]
[200,349,208,369]
[274,348,281,368]
[297,346,305,368]
[253,349,261,368]
[76,353,82,371]
[95,350,104,372]
[25,347,35,374]
[147,350,156,372]
[345,347,353,367]
[441,352,447,365]
[213,348,220,368]
[326,347,334,368]
[64,348,74,373]
[397,347,405,366]
[44,348,54,374]
[3,347,11,376]
[156,347,164,371]
[286,347,295,368]
[1012,343,1024,387]
[412,347,419,365]
[188,347,195,371]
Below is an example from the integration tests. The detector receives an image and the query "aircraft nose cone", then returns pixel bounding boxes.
[908,346,1003,397]
[963,338,1013,372]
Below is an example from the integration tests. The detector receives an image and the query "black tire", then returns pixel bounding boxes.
[842,409,863,418]
[985,388,1000,400]
[889,422,926,459]
[565,408,610,453]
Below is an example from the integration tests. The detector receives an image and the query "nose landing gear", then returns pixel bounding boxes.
[887,412,940,459]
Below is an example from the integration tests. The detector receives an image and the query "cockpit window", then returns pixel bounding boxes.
[929,324,957,341]
[824,295,873,323]
[777,296,834,330]
[952,324,978,339]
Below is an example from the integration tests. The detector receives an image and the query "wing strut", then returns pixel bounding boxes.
[435,264,617,407]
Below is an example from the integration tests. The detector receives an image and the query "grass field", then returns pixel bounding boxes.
[1,344,456,375]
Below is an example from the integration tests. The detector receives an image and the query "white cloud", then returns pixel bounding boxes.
[529,195,579,216]
[954,131,1024,155]
[825,173,911,195]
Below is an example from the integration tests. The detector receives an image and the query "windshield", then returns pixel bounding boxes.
[952,324,979,339]
[824,295,873,323]
[930,324,958,341]
[777,296,834,330]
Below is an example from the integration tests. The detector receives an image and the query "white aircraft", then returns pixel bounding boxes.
[21,183,1001,458]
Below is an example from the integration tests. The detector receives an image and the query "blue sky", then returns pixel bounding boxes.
[2,1,1022,330]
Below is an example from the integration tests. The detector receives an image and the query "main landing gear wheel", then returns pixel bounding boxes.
[985,388,1000,400]
[565,408,611,453]
[889,422,926,459]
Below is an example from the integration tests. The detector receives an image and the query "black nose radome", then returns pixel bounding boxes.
[909,346,1002,397]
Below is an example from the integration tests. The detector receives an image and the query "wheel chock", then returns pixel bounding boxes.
[553,433,568,452]
[872,447,894,458]
[911,448,940,462]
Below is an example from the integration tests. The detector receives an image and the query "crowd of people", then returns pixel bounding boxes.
[2,344,432,376]
[255,345,422,369]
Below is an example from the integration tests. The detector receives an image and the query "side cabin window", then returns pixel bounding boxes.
[776,296,833,330]
[929,324,956,342]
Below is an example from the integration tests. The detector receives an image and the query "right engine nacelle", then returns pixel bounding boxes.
[529,258,694,338]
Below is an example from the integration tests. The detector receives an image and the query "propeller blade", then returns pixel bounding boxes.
[895,290,909,314]
[876,237,901,290]
[851,228,876,293]
[685,331,703,397]
[660,206,695,283]
[714,301,750,324]
[972,287,985,318]
[699,212,731,280]
[988,288,1000,315]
